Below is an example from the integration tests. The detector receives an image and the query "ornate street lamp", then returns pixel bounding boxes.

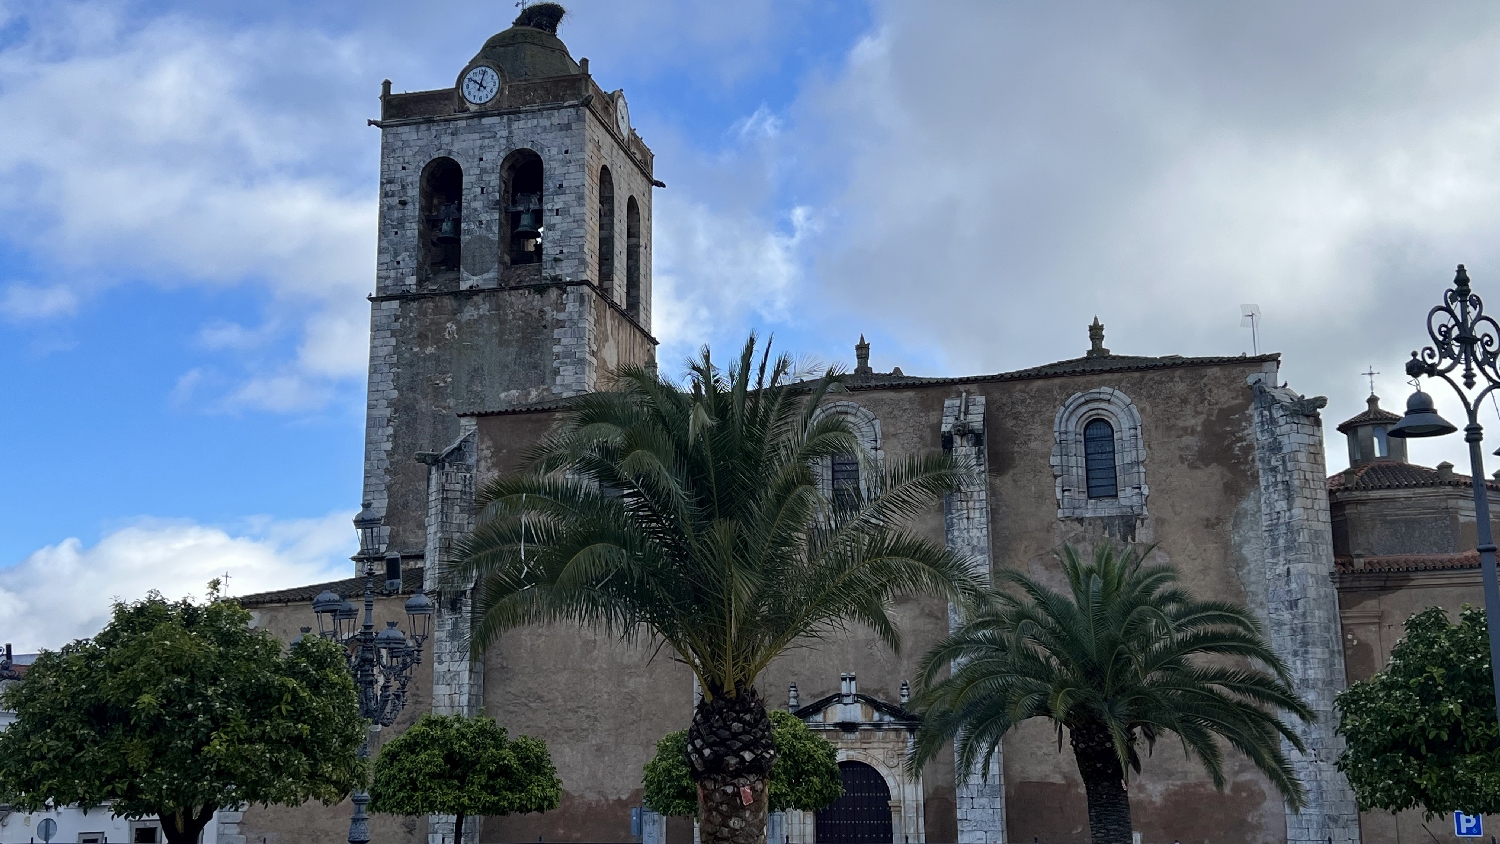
[309,507,435,844]
[1390,263,1500,722]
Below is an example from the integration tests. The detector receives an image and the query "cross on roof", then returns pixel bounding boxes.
[1362,365,1380,396]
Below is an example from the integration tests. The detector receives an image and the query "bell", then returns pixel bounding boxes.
[513,208,542,241]
[1387,389,1458,439]
[435,215,460,244]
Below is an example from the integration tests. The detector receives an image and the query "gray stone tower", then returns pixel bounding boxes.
[361,5,658,560]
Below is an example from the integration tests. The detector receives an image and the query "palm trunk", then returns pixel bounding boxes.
[686,682,777,844]
[159,804,216,844]
[1069,723,1133,844]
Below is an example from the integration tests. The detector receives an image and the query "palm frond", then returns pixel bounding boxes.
[448,335,981,699]
[910,542,1310,808]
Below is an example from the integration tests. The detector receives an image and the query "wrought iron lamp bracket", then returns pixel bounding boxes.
[1416,267,1500,393]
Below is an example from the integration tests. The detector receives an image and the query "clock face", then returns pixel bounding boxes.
[461,65,501,105]
[615,95,630,138]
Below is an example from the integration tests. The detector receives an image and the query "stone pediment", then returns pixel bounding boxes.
[788,674,920,732]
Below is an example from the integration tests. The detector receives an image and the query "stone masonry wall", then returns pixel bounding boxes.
[1249,374,1360,844]
[423,423,483,844]
[942,392,1006,844]
[363,91,653,564]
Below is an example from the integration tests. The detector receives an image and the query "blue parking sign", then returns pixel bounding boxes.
[1455,812,1483,837]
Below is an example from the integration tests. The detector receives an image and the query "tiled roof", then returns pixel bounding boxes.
[235,567,427,608]
[1335,551,1480,576]
[1336,405,1401,434]
[460,352,1282,416]
[1327,461,1500,493]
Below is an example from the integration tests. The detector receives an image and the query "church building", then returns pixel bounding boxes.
[239,8,1361,844]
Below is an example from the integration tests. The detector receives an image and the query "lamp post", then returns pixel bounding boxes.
[1389,263,1500,724]
[311,502,435,844]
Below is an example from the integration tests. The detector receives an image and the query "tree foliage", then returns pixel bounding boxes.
[643,710,842,817]
[911,544,1312,844]
[370,713,560,842]
[0,591,365,844]
[452,336,980,844]
[1337,606,1500,816]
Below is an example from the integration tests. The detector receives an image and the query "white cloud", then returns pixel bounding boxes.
[653,196,815,358]
[0,2,378,411]
[0,512,355,653]
[783,1,1500,470]
[0,283,78,320]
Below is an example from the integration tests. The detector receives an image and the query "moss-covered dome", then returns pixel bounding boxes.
[473,4,579,81]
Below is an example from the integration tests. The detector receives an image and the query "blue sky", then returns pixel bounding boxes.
[8,0,1500,649]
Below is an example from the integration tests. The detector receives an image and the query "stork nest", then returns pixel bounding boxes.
[514,3,567,34]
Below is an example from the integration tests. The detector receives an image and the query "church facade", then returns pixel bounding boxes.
[239,11,1362,844]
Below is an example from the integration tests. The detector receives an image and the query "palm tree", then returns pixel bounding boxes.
[909,544,1312,844]
[451,336,981,844]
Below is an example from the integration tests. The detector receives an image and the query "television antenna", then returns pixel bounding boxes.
[1240,304,1262,355]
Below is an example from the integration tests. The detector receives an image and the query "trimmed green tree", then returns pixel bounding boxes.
[910,544,1313,844]
[644,710,843,818]
[0,590,365,844]
[453,336,980,844]
[370,713,561,843]
[1337,605,1500,815]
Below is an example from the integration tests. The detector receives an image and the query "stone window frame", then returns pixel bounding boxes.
[1051,387,1148,519]
[810,400,882,501]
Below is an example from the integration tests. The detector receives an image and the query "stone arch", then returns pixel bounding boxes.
[811,400,883,502]
[834,748,902,808]
[418,156,463,285]
[625,195,641,318]
[500,148,544,266]
[598,165,615,298]
[1051,387,1147,519]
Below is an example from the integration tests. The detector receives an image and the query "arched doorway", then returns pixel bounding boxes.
[815,761,893,844]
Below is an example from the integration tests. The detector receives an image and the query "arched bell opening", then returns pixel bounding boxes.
[501,149,545,266]
[419,157,463,284]
[815,761,894,844]
[598,166,616,298]
[625,195,641,318]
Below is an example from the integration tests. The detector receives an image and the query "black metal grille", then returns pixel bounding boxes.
[815,761,893,843]
[831,453,860,508]
[1083,418,1118,499]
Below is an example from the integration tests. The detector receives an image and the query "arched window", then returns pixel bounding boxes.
[420,158,463,283]
[501,149,544,266]
[1051,387,1147,520]
[1083,418,1118,498]
[811,401,881,506]
[625,196,641,319]
[598,167,615,297]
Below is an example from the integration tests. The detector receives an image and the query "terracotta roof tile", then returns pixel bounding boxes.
[235,568,427,608]
[1327,461,1500,492]
[1334,551,1480,576]
[1336,406,1402,434]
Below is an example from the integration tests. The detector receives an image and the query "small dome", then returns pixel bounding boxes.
[473,4,580,81]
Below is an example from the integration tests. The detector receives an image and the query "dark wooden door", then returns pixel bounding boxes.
[815,761,893,843]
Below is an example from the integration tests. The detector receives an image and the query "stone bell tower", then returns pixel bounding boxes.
[360,3,659,560]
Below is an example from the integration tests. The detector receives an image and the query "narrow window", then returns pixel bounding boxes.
[502,150,544,266]
[420,157,462,283]
[1373,425,1389,458]
[831,452,860,508]
[1083,419,1118,499]
[626,195,641,319]
[598,166,615,297]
